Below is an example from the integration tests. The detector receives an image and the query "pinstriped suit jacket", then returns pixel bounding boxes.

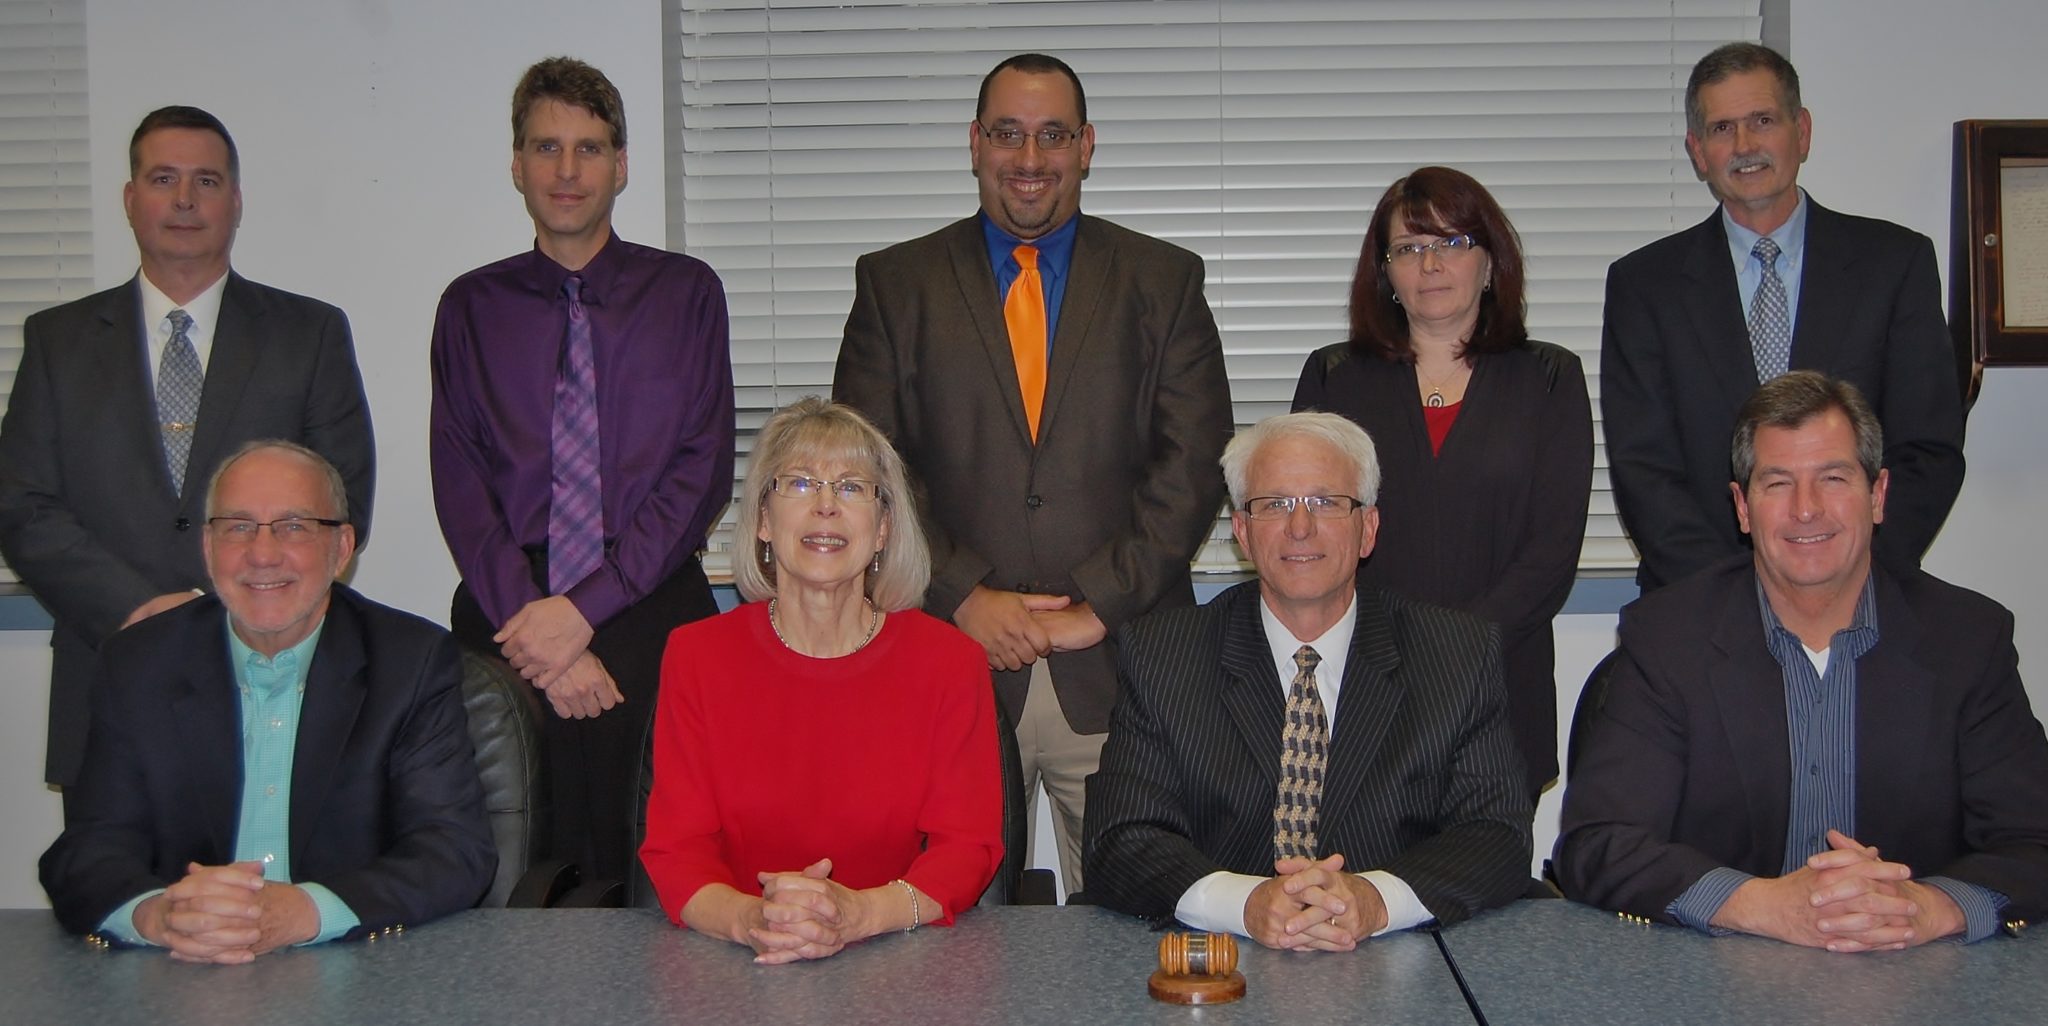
[1083,580,1533,926]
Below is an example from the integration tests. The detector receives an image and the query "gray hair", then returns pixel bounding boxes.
[732,397,931,611]
[1220,412,1381,509]
[205,439,348,521]
[1686,42,1802,138]
[1731,371,1883,488]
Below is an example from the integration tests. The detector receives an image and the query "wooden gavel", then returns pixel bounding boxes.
[1149,932,1245,1004]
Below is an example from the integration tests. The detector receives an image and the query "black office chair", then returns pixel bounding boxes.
[625,705,663,911]
[1565,650,1621,779]
[457,648,575,908]
[1538,649,1622,893]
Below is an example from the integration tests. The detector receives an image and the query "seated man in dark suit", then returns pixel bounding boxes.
[41,441,493,962]
[1557,372,2048,949]
[1084,412,1532,950]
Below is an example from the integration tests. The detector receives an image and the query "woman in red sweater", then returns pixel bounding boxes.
[641,397,1002,963]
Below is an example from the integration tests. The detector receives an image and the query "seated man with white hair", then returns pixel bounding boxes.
[1084,412,1531,950]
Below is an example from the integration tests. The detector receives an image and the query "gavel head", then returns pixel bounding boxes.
[1157,931,1239,977]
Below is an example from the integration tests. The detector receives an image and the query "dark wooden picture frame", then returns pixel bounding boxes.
[1951,119,2048,384]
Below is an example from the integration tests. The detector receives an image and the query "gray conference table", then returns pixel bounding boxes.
[1440,899,2048,1025]
[2,906,1471,1026]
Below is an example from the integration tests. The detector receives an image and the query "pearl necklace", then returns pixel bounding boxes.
[769,597,880,655]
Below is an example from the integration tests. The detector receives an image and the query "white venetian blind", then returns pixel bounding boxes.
[665,0,1763,578]
[0,0,89,585]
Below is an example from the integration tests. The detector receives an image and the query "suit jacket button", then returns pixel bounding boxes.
[1025,495,1043,509]
[175,517,191,531]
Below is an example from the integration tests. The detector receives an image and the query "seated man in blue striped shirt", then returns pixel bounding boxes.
[40,440,494,962]
[1557,372,2048,949]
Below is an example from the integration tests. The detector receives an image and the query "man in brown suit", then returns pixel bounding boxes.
[834,52,1232,893]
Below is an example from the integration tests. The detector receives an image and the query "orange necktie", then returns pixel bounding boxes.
[1004,244,1048,442]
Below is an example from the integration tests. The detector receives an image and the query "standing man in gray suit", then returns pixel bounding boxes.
[1084,413,1531,946]
[835,53,1232,893]
[0,105,374,789]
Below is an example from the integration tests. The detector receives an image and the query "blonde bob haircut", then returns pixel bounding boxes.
[732,396,931,611]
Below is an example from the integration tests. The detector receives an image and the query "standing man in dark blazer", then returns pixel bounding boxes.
[0,106,374,790]
[41,442,491,960]
[1084,412,1531,946]
[1557,374,2048,949]
[1601,42,1963,592]
[834,53,1232,893]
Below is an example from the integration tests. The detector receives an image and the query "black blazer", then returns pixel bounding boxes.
[1083,581,1533,926]
[1600,199,1965,591]
[1293,339,1592,792]
[40,586,495,940]
[835,214,1232,732]
[0,273,375,785]
[1554,557,2048,925]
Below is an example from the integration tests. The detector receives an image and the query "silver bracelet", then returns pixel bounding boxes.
[894,879,921,932]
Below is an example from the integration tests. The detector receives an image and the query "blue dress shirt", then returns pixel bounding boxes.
[981,211,1078,352]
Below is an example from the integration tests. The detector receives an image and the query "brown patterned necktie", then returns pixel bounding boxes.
[1274,645,1328,860]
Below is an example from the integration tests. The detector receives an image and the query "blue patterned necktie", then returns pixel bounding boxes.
[156,308,203,494]
[1749,236,1792,382]
[548,275,604,595]
[1274,645,1329,860]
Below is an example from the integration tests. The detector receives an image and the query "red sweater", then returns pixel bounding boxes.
[641,602,1003,925]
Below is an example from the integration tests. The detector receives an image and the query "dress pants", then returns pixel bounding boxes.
[1016,659,1107,895]
[452,553,718,884]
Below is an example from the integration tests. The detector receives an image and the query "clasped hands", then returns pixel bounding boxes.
[1714,829,1965,952]
[496,595,622,719]
[954,585,1107,671]
[1243,853,1389,952]
[133,861,318,964]
[740,858,875,965]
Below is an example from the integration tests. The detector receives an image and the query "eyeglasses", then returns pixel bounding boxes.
[1240,495,1366,520]
[770,474,883,504]
[1385,234,1480,265]
[206,516,345,545]
[977,123,1080,150]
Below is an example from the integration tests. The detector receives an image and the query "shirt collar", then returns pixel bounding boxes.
[137,269,229,337]
[227,616,327,697]
[1754,566,1879,656]
[520,230,625,304]
[1258,590,1356,695]
[1722,187,1810,271]
[980,210,1078,281]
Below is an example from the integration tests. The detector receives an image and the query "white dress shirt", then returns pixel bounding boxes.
[1173,592,1432,938]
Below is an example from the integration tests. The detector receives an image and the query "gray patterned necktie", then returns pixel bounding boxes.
[156,309,203,494]
[1274,645,1329,860]
[1749,236,1792,382]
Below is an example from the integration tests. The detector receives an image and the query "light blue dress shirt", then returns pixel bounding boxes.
[98,620,361,946]
[1722,188,1810,335]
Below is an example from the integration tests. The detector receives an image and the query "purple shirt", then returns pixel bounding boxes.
[429,234,735,630]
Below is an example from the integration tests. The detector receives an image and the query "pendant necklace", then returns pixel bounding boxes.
[769,597,880,655]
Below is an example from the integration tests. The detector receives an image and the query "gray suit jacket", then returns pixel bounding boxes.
[0,273,375,785]
[834,214,1232,733]
[1083,581,1534,926]
[1600,198,1966,591]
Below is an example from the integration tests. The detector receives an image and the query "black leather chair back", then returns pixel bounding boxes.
[627,705,663,911]
[459,649,549,907]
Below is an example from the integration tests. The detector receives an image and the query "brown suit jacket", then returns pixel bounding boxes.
[835,213,1232,732]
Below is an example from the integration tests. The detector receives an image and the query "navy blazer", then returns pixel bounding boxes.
[1555,557,2048,926]
[1083,581,1533,926]
[40,586,494,940]
[1600,199,1965,591]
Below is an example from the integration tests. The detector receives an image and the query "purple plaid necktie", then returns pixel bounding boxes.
[548,274,604,595]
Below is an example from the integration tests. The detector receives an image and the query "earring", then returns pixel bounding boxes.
[761,543,773,565]
[1483,280,1492,292]
[870,550,884,574]
[1391,294,1401,305]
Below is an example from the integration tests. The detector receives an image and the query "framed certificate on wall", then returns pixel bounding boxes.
[1952,120,2048,378]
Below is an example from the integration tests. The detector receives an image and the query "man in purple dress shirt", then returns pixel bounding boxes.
[429,57,734,886]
